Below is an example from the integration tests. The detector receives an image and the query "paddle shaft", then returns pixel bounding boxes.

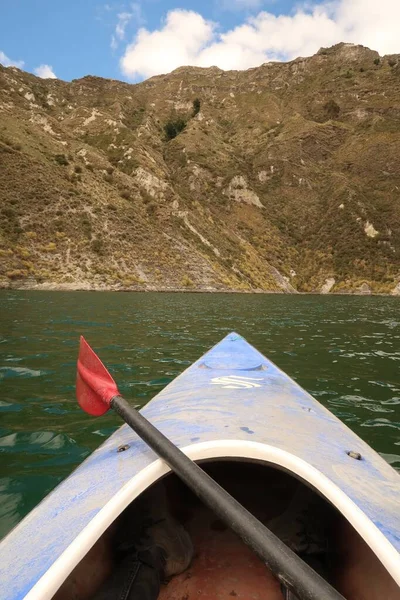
[111,395,345,600]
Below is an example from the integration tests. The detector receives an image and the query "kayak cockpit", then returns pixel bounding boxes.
[53,460,400,600]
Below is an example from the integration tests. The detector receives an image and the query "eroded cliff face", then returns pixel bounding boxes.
[1,43,399,294]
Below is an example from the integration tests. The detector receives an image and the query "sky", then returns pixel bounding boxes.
[1,0,400,83]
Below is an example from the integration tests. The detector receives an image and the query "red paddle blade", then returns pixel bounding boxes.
[76,336,120,416]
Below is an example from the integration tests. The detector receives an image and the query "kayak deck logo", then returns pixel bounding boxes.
[210,376,263,389]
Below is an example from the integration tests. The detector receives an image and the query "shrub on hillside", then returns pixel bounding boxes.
[164,118,186,141]
[181,275,194,287]
[192,98,201,117]
[324,99,341,119]
[2,207,16,219]
[147,202,157,215]
[91,238,103,254]
[54,154,69,166]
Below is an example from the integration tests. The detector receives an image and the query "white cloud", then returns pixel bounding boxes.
[120,10,215,79]
[111,4,144,50]
[34,64,57,79]
[120,0,400,81]
[116,11,133,41]
[0,50,24,69]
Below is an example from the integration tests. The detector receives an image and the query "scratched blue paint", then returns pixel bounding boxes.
[0,332,400,599]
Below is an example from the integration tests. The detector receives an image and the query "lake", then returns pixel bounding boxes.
[0,290,399,539]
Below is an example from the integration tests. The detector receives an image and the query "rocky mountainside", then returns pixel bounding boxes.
[1,43,400,294]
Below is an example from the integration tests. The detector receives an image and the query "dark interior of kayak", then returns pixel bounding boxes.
[53,460,400,600]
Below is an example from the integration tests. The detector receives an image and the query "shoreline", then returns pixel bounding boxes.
[1,280,399,297]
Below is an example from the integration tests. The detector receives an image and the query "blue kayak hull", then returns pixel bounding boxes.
[0,332,399,598]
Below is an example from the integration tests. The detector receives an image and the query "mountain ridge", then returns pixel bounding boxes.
[1,42,400,295]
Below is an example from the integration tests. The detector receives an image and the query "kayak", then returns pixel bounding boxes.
[0,332,399,599]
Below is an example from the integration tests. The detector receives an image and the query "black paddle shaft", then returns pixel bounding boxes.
[111,395,345,600]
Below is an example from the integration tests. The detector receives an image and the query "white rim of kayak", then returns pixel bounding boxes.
[24,440,400,599]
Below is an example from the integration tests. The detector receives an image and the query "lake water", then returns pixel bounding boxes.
[0,291,399,540]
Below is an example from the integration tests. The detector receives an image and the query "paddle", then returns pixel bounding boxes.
[76,336,345,600]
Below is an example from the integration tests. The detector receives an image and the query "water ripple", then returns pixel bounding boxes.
[0,367,45,380]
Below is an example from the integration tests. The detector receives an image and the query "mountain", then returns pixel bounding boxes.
[1,43,400,294]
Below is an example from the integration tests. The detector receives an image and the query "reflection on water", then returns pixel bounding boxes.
[0,291,399,539]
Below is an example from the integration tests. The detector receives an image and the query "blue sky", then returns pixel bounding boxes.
[1,0,399,82]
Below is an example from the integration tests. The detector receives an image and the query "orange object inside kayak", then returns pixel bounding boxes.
[159,506,283,600]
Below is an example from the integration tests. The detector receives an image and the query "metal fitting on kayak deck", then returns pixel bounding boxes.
[347,451,362,460]
[117,444,130,453]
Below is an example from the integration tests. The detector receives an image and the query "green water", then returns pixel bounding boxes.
[0,291,399,539]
